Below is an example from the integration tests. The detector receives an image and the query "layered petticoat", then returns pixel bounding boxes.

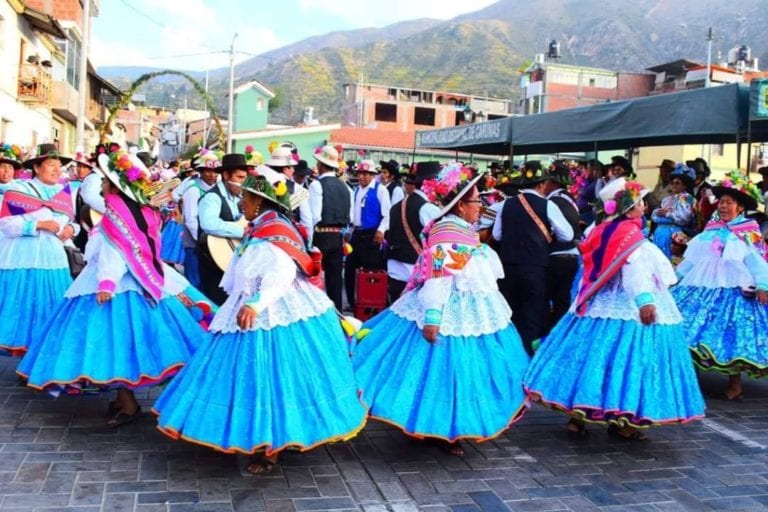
[17,290,208,395]
[524,242,705,428]
[673,286,768,377]
[524,314,705,427]
[153,306,366,455]
[0,268,71,356]
[160,220,185,265]
[353,306,530,441]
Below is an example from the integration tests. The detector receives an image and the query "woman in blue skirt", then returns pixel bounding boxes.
[160,203,185,266]
[525,178,705,441]
[672,173,768,400]
[17,147,209,426]
[353,163,530,456]
[153,169,366,475]
[0,144,78,356]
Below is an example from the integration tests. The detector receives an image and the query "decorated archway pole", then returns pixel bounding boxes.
[100,70,225,149]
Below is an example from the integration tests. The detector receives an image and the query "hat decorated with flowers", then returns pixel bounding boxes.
[314,144,341,169]
[422,161,485,217]
[97,145,178,207]
[192,147,223,171]
[239,166,292,213]
[711,170,762,211]
[493,168,523,191]
[244,144,264,166]
[0,143,23,170]
[595,177,649,222]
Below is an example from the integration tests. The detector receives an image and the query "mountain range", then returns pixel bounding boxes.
[100,0,767,125]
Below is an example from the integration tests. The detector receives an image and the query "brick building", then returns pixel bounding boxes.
[342,82,512,131]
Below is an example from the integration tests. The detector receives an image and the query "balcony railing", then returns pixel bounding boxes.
[17,63,52,103]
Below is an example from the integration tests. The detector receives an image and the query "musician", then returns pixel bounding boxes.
[181,152,219,288]
[344,159,391,310]
[385,161,441,302]
[197,153,250,305]
[308,145,352,311]
[267,146,312,233]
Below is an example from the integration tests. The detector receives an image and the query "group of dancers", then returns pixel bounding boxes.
[0,141,766,474]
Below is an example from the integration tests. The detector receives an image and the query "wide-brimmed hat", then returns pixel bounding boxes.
[313,145,340,169]
[215,153,253,173]
[711,171,762,211]
[294,159,311,178]
[379,159,399,174]
[422,162,486,218]
[71,150,93,169]
[355,159,378,174]
[405,161,440,185]
[97,148,177,208]
[266,146,295,168]
[240,165,308,213]
[669,163,695,188]
[23,143,71,169]
[657,159,675,169]
[193,148,222,171]
[0,143,23,170]
[596,177,649,222]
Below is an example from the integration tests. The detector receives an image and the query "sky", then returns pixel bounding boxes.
[91,0,498,71]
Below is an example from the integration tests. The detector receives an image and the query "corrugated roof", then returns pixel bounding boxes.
[329,127,416,150]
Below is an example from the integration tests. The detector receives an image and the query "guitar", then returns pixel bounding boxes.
[205,217,248,271]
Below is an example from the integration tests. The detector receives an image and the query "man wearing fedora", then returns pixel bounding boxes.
[71,150,105,251]
[309,145,353,311]
[380,159,405,205]
[543,169,582,329]
[647,159,675,212]
[492,161,573,354]
[181,153,220,287]
[197,153,250,305]
[344,159,391,310]
[385,161,441,302]
[293,160,312,189]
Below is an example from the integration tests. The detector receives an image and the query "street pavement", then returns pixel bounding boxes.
[2,356,768,512]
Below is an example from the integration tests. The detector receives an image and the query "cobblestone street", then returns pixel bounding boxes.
[2,356,768,511]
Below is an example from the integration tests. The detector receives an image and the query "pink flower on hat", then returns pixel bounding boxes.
[604,199,617,215]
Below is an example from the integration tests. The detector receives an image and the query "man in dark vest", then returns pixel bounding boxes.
[379,159,404,205]
[492,161,574,354]
[544,164,582,329]
[197,153,250,305]
[344,159,391,309]
[385,161,441,302]
[309,145,352,311]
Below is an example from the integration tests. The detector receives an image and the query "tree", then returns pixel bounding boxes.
[268,86,285,113]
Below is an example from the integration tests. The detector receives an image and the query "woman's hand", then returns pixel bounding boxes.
[96,291,113,305]
[36,220,60,234]
[237,305,258,330]
[639,304,657,325]
[422,324,439,343]
[757,290,768,306]
[58,224,75,241]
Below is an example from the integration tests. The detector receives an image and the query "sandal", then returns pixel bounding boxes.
[106,407,142,428]
[246,455,277,475]
[607,424,648,442]
[566,419,588,438]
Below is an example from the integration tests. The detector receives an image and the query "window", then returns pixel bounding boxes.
[588,78,596,87]
[712,144,724,157]
[65,29,81,91]
[414,107,435,126]
[256,98,264,111]
[374,103,397,122]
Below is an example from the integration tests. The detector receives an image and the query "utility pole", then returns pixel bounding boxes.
[75,0,91,152]
[202,68,209,148]
[705,27,713,88]
[226,33,238,153]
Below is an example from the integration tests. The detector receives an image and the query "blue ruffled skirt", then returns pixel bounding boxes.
[153,308,367,455]
[17,290,208,394]
[652,223,676,258]
[160,221,185,265]
[524,313,705,427]
[0,268,71,356]
[352,310,530,442]
[672,286,768,377]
